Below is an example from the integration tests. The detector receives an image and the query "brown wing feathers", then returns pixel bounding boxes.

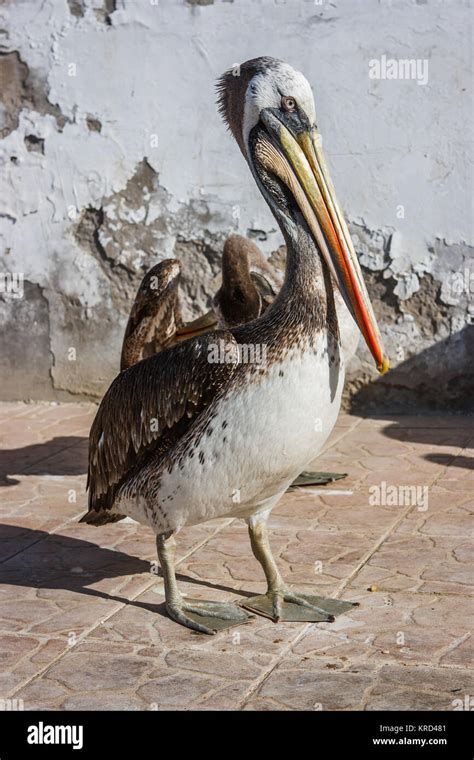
[83,331,238,523]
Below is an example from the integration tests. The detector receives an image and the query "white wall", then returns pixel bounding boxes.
[0,0,472,407]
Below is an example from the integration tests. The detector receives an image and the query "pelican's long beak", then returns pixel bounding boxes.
[175,310,218,342]
[256,117,389,374]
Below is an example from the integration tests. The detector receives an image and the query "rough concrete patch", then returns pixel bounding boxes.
[72,159,159,310]
[73,157,226,320]
[0,51,29,138]
[0,281,54,401]
[0,51,68,138]
[350,325,474,413]
[339,228,473,412]
[66,0,86,18]
[24,134,45,154]
[86,115,102,133]
[173,238,222,321]
[400,274,450,339]
[0,276,115,402]
[94,0,117,27]
[349,221,392,273]
[67,0,116,25]
[45,288,120,398]
[359,269,401,327]
[110,157,157,212]
[73,205,134,314]
[345,264,472,412]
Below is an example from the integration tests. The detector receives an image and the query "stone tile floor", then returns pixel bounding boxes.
[0,403,472,711]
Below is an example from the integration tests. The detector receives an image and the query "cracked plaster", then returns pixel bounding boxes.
[0,0,472,408]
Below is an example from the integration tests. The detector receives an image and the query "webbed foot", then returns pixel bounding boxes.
[289,471,347,490]
[167,598,253,634]
[241,590,358,623]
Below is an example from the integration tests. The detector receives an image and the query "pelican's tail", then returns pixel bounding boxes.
[79,510,126,526]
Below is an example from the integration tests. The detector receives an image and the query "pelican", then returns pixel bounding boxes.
[82,57,388,634]
[212,234,283,328]
[119,234,282,372]
[119,235,356,489]
[119,259,183,370]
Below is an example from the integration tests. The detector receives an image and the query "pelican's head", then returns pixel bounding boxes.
[213,235,262,328]
[217,57,388,374]
[130,259,181,319]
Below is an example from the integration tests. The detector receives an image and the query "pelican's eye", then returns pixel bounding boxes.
[281,95,296,113]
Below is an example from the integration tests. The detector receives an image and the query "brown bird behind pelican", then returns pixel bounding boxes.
[120,259,182,371]
[120,234,281,371]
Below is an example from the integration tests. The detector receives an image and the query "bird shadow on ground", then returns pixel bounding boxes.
[0,526,252,621]
[349,326,474,469]
[0,436,88,487]
[380,422,474,469]
[422,453,473,469]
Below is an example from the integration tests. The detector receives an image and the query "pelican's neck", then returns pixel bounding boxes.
[222,247,252,290]
[283,226,324,298]
[272,215,332,324]
[232,217,339,351]
[221,253,260,308]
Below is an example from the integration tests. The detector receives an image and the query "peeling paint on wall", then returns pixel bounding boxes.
[0,0,472,410]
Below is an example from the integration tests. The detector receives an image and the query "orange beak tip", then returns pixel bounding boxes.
[377,356,390,375]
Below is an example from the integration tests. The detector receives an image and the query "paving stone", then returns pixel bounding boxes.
[250,660,373,710]
[164,648,261,680]
[45,651,151,691]
[1,402,472,711]
[137,672,224,709]
[60,693,146,710]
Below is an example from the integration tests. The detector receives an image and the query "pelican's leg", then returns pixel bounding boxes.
[241,516,358,623]
[156,532,252,634]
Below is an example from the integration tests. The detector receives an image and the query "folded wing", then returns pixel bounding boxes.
[84,330,239,522]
